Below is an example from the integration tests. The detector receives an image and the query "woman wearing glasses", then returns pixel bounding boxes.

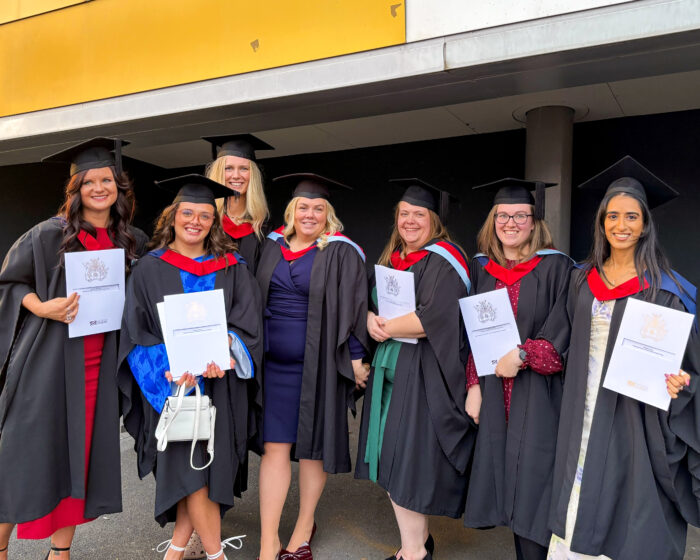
[462,179,573,560]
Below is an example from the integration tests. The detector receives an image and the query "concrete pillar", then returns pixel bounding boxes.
[525,106,574,253]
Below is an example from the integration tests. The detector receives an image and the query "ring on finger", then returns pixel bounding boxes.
[66,314,72,322]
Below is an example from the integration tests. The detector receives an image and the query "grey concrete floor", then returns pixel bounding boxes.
[7,407,700,559]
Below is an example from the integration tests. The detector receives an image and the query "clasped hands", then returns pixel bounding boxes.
[367,311,391,342]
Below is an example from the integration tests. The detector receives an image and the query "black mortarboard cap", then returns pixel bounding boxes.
[156,174,232,207]
[273,173,352,201]
[202,133,274,162]
[391,178,458,224]
[472,177,557,220]
[577,156,678,209]
[42,137,129,176]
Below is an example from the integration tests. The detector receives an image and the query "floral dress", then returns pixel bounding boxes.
[548,299,615,560]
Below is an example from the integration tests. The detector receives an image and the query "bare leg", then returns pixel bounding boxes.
[286,459,327,552]
[50,525,76,559]
[258,442,293,560]
[164,500,193,560]
[186,487,222,556]
[0,524,13,560]
[390,499,428,560]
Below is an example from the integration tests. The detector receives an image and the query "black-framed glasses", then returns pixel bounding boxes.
[495,212,533,225]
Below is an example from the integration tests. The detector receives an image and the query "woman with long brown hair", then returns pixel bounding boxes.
[547,157,699,560]
[117,175,263,560]
[356,178,474,560]
[0,138,148,559]
[462,179,573,560]
[203,134,272,275]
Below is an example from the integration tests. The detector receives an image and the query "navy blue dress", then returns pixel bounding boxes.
[263,242,364,443]
[263,247,315,442]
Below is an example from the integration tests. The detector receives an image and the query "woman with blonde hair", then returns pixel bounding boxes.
[202,134,272,275]
[255,174,369,560]
[356,178,474,560]
[463,179,573,560]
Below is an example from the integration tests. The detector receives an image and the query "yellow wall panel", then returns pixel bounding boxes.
[0,0,406,117]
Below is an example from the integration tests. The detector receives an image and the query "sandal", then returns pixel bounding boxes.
[156,540,186,559]
[44,545,70,559]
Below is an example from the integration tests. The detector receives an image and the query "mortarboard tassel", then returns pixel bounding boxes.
[115,139,123,176]
[534,181,546,220]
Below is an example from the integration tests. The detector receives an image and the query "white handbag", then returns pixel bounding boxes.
[154,382,216,471]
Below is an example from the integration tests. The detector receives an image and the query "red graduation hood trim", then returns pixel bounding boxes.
[273,227,364,261]
[432,241,470,277]
[484,256,543,286]
[587,267,649,300]
[391,249,429,271]
[222,215,255,239]
[78,228,114,251]
[279,243,317,261]
[159,249,238,276]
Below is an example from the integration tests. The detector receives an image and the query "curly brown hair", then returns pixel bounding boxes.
[57,166,139,267]
[148,202,238,264]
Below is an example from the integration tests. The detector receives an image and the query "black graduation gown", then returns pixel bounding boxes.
[235,232,264,276]
[256,237,370,474]
[463,254,572,546]
[0,218,148,522]
[117,253,263,526]
[549,269,700,560]
[355,251,475,517]
[222,217,268,276]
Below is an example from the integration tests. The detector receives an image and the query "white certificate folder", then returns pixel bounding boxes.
[460,288,521,376]
[160,289,230,380]
[374,265,417,344]
[603,297,694,411]
[65,248,125,338]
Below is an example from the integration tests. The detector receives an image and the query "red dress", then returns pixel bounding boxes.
[17,228,113,539]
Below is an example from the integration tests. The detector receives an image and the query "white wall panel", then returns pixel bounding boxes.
[406,0,634,41]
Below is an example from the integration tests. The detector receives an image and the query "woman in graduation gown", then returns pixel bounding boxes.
[203,134,272,275]
[255,173,370,560]
[356,178,474,560]
[462,179,573,560]
[0,138,148,559]
[117,175,263,560]
[547,156,700,560]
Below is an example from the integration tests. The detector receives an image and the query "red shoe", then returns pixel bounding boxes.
[281,542,312,560]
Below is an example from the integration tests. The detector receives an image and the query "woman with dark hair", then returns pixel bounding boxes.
[0,138,148,559]
[118,175,263,560]
[547,157,699,560]
[462,179,573,560]
[356,179,474,560]
[255,174,369,560]
[203,134,272,275]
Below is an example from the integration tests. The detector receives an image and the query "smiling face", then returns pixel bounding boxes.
[223,155,251,196]
[494,203,534,256]
[293,197,328,241]
[80,167,117,218]
[604,194,644,252]
[173,202,215,249]
[397,201,432,251]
